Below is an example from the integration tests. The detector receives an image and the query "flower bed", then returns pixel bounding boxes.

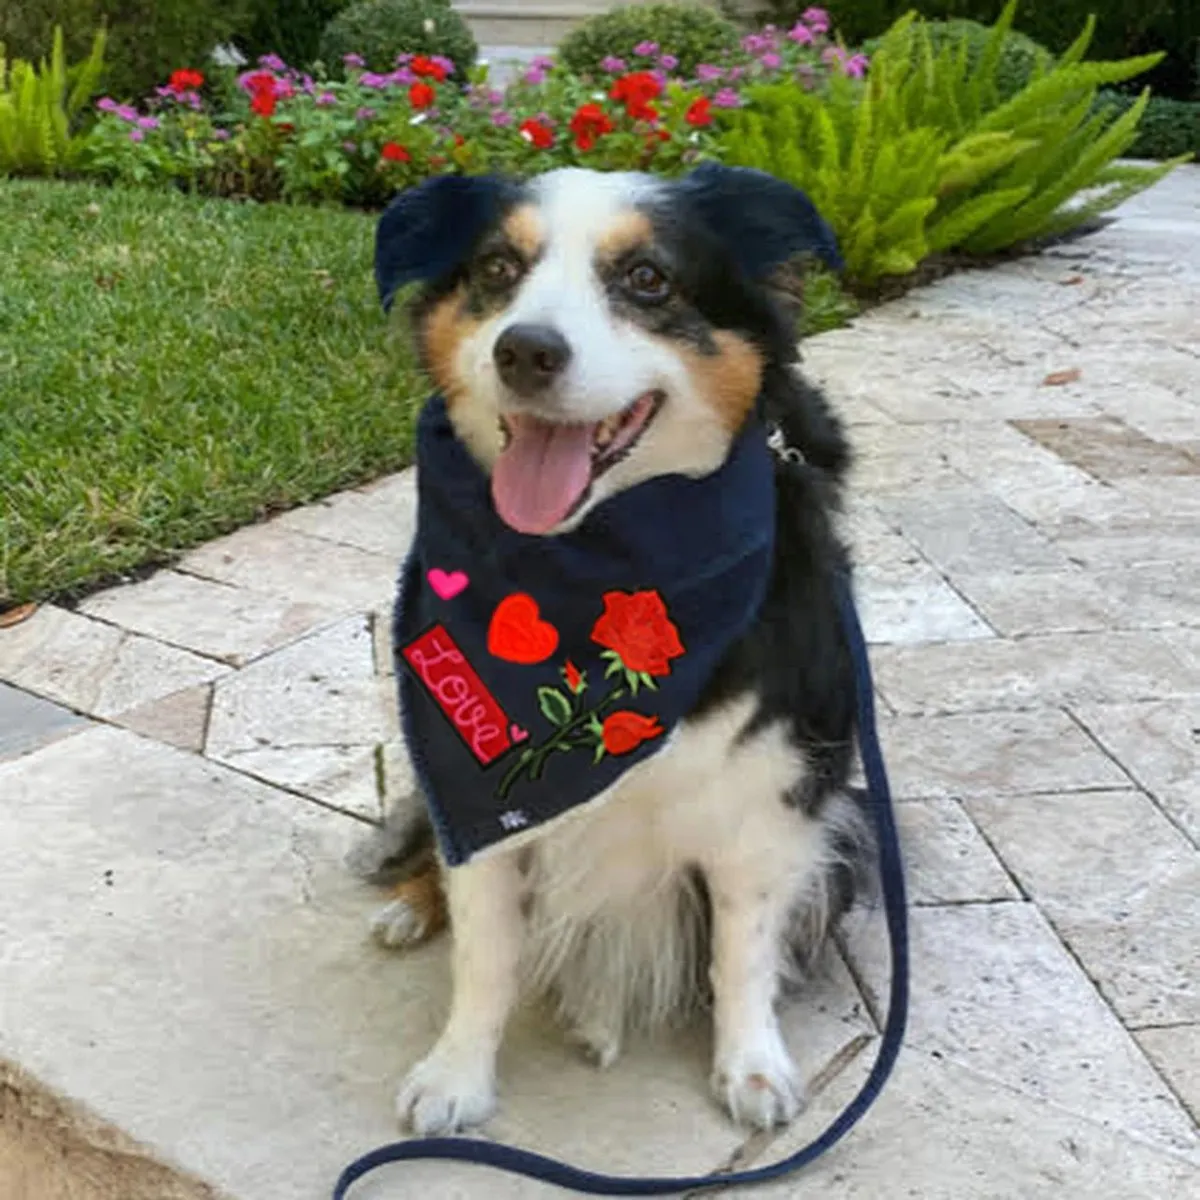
[79,11,858,207]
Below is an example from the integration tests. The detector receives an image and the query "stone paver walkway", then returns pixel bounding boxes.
[2,168,1198,1199]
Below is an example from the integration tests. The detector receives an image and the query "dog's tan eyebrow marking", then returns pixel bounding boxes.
[501,204,545,259]
[594,210,654,261]
[421,285,479,406]
[679,330,764,433]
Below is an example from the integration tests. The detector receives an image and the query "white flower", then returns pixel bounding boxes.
[423,19,435,33]
[410,113,429,125]
[591,91,606,101]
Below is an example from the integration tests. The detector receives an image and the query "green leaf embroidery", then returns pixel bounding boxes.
[537,686,572,727]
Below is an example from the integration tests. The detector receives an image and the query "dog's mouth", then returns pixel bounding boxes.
[491,391,664,535]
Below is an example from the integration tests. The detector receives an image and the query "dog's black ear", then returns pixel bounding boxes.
[375,174,513,311]
[678,163,843,277]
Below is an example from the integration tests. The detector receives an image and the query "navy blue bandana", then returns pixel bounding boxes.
[395,396,775,865]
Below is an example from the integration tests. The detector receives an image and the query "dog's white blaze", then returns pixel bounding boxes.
[399,697,863,1133]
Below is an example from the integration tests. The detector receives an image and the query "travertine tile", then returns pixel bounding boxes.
[1014,417,1199,482]
[205,617,393,819]
[181,523,397,614]
[0,682,89,761]
[1072,699,1200,846]
[276,469,416,559]
[967,791,1200,1027]
[1137,1026,1200,1125]
[858,576,993,645]
[81,569,340,666]
[116,683,212,753]
[881,709,1129,799]
[950,570,1122,636]
[899,798,1018,904]
[875,487,1069,575]
[0,605,226,720]
[841,901,1198,1155]
[872,630,1200,715]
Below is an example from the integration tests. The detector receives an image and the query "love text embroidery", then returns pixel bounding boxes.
[402,625,512,765]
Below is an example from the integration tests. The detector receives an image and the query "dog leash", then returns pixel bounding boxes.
[333,574,908,1197]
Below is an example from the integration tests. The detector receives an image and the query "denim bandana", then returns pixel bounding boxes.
[394,396,776,865]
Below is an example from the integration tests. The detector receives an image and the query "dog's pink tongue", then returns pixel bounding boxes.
[492,415,595,534]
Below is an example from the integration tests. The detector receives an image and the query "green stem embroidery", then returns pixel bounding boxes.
[496,685,626,800]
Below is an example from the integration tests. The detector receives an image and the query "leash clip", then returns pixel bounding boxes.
[767,425,806,465]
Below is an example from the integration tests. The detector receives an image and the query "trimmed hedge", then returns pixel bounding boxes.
[318,0,477,77]
[1098,91,1200,160]
[558,3,741,78]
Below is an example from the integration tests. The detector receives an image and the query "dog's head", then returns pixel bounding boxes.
[376,164,841,535]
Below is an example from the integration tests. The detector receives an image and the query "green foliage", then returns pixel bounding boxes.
[558,4,741,78]
[772,0,1199,100]
[0,178,423,606]
[237,1,354,70]
[1097,91,1200,161]
[0,2,256,103]
[0,26,105,175]
[318,0,477,78]
[721,2,1187,283]
[863,17,1052,101]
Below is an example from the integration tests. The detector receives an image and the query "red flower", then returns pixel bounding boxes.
[591,590,685,677]
[381,141,411,163]
[454,133,465,146]
[411,55,448,82]
[609,71,662,121]
[519,117,554,149]
[409,81,436,109]
[250,89,277,117]
[168,68,204,94]
[246,70,278,117]
[685,96,713,127]
[601,711,664,756]
[569,103,614,151]
[278,122,295,135]
[564,660,584,692]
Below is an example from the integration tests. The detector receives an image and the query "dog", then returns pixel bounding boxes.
[353,163,872,1137]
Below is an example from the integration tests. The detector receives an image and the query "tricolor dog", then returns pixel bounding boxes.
[355,164,872,1137]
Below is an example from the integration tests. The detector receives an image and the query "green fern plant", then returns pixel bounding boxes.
[721,1,1190,285]
[0,26,106,176]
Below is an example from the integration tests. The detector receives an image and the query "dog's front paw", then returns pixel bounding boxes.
[370,898,434,949]
[396,1048,496,1135]
[711,1037,805,1130]
[567,1019,622,1070]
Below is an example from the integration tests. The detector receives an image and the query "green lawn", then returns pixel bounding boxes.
[0,180,424,608]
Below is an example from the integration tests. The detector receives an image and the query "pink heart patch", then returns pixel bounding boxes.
[510,724,529,744]
[427,568,469,601]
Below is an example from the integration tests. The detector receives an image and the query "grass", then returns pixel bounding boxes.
[0,180,424,608]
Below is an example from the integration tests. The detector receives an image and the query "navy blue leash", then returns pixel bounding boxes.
[334,576,908,1197]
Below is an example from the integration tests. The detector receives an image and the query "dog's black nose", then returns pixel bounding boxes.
[493,324,571,395]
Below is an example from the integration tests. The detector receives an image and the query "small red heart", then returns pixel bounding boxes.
[488,594,559,665]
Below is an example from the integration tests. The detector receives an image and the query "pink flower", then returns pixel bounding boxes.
[491,109,513,127]
[530,55,554,70]
[355,106,376,121]
[712,88,741,108]
[788,23,814,45]
[432,54,457,76]
[659,54,678,70]
[214,128,231,141]
[760,52,782,69]
[843,53,869,78]
[136,115,159,129]
[803,7,830,34]
[600,55,627,73]
[342,140,357,153]
[96,96,117,112]
[523,66,547,85]
[343,53,365,68]
[695,64,723,82]
[128,128,144,142]
[116,104,138,122]
[258,53,286,71]
[633,41,658,56]
[316,91,337,107]
[359,71,389,89]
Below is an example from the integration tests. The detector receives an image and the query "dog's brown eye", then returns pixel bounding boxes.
[626,261,670,302]
[476,252,522,290]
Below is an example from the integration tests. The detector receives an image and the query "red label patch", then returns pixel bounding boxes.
[402,625,513,765]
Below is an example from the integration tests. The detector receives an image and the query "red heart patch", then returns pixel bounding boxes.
[488,594,559,665]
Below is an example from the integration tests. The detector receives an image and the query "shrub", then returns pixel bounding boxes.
[720,2,1187,284]
[1097,91,1200,160]
[318,0,477,79]
[767,1,1199,101]
[558,4,741,80]
[864,17,1052,100]
[0,26,106,175]
[0,2,255,103]
[236,1,354,70]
